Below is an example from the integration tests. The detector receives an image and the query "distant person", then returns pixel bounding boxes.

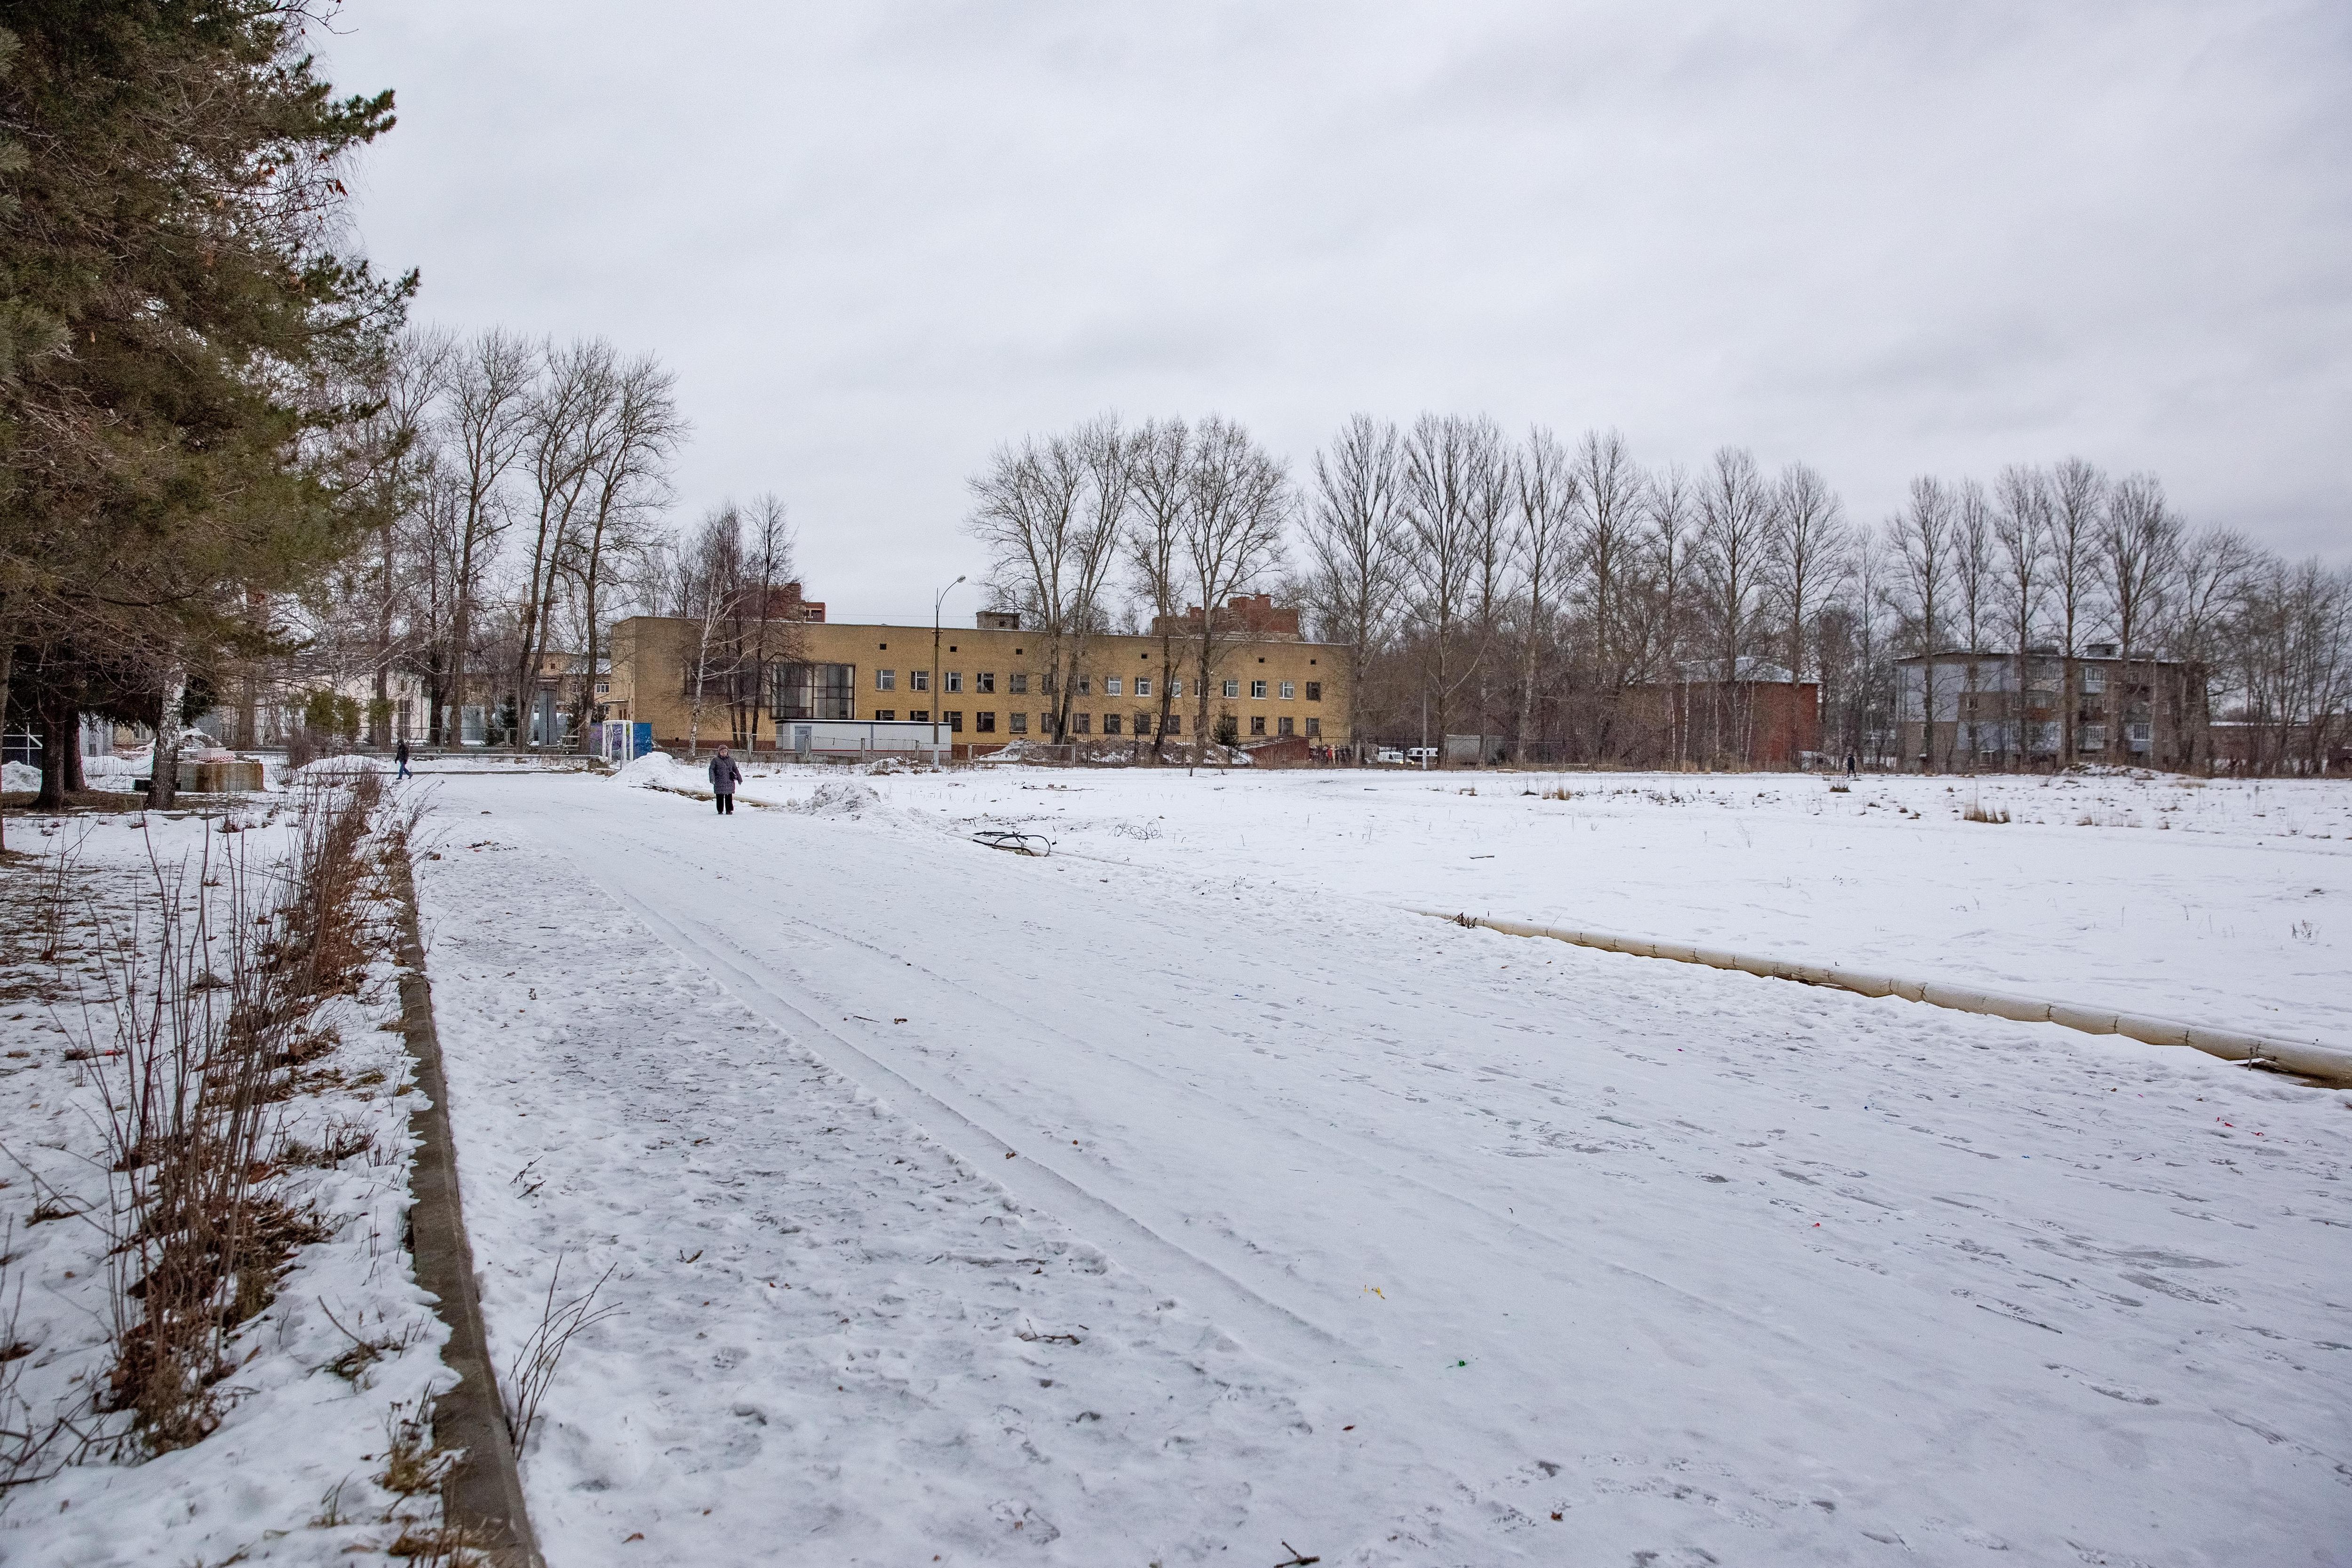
[1843,751,1857,778]
[394,738,411,779]
[709,745,741,815]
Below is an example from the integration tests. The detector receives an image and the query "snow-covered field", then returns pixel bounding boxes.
[415,763,2352,1566]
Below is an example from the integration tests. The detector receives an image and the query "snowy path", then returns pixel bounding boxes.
[416,773,2352,1566]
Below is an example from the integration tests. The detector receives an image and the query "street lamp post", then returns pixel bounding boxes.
[933,575,965,761]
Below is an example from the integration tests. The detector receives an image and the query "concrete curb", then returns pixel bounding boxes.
[392,837,545,1566]
[1416,909,2352,1087]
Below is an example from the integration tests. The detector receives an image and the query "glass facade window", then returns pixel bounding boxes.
[773,663,854,721]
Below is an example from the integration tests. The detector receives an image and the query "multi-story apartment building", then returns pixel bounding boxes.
[603,591,1352,758]
[1893,646,2209,771]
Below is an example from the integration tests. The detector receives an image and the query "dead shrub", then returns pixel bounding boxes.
[89,770,388,1450]
[1962,800,2010,824]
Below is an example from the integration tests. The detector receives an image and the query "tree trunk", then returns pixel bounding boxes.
[35,689,70,810]
[149,664,188,808]
[0,637,13,851]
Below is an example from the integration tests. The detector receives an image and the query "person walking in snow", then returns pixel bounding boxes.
[709,745,741,815]
[394,738,412,779]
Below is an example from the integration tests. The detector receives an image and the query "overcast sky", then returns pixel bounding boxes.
[323,1,2350,625]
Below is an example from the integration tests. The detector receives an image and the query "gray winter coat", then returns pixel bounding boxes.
[708,755,742,793]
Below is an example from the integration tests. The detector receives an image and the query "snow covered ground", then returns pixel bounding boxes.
[415,764,2352,1566]
[0,801,453,1565]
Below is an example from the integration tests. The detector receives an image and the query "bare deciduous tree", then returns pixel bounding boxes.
[1510,427,1578,763]
[1183,417,1290,762]
[1765,460,1848,763]
[1302,414,1403,759]
[1891,475,1955,771]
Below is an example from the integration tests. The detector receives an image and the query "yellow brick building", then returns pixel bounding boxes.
[604,598,1353,757]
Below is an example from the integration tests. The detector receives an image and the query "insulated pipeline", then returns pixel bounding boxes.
[1415,910,2352,1086]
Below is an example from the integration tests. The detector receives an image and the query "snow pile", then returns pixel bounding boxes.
[787,779,881,816]
[971,739,1050,764]
[2,760,38,791]
[615,750,703,791]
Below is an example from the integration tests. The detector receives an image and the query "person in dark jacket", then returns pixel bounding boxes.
[709,746,741,814]
[394,738,412,779]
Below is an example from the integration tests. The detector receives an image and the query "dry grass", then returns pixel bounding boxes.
[90,770,389,1450]
[1963,800,2011,824]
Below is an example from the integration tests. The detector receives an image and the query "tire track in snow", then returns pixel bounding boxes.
[510,798,1384,1375]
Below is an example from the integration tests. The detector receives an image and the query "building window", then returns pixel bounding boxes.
[595,680,610,696]
[1103,713,1122,735]
[1169,679,1183,699]
[1279,680,1295,699]
[1105,676,1122,697]
[1009,712,1028,735]
[947,711,963,732]
[1223,679,1240,699]
[2083,665,2106,694]
[1134,712,1150,736]
[911,669,930,692]
[876,669,896,691]
[1279,716,1295,736]
[1073,712,1092,734]
[977,711,996,733]
[1077,674,1093,695]
[910,709,931,723]
[1305,681,1321,702]
[1250,680,1268,698]
[1135,677,1151,697]
[977,672,996,693]
[1010,672,1029,695]
[874,709,897,722]
[1305,717,1320,738]
[1249,714,1267,736]
[946,672,963,694]
[1166,713,1182,735]
[773,663,854,721]
[2079,725,2106,751]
